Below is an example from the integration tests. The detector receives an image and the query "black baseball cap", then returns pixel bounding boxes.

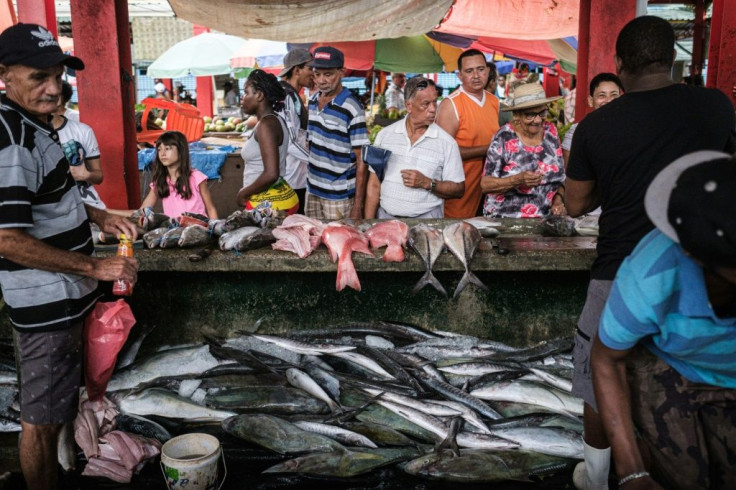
[645,150,736,266]
[311,46,344,69]
[0,23,84,70]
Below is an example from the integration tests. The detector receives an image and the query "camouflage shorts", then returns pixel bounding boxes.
[627,346,736,489]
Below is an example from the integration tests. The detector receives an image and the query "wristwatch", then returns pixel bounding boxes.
[430,179,437,193]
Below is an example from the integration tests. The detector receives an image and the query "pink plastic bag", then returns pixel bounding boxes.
[84,300,136,401]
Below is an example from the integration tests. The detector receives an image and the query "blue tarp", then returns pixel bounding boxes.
[138,143,237,180]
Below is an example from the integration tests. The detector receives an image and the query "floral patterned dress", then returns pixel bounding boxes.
[482,121,565,218]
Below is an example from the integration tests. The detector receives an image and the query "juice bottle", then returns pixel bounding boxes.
[112,234,134,296]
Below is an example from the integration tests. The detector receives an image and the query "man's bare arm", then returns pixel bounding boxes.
[565,178,601,217]
[0,228,137,283]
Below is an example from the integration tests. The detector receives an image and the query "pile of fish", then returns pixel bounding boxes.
[131,212,494,296]
[134,206,285,250]
[90,323,583,485]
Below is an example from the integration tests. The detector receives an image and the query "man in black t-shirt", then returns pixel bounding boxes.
[565,16,735,490]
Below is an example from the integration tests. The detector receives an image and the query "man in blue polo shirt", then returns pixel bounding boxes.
[592,151,736,490]
[305,46,369,220]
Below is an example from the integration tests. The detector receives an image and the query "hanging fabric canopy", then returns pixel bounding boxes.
[311,35,463,73]
[434,0,579,40]
[234,35,464,74]
[168,0,455,43]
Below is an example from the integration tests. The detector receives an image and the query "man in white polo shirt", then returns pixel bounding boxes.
[365,77,464,219]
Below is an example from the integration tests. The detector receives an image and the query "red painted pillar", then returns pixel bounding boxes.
[193,25,214,118]
[43,0,56,36]
[575,0,637,120]
[70,0,140,209]
[690,0,705,80]
[706,0,736,107]
[16,0,47,26]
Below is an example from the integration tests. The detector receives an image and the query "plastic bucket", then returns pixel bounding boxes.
[160,433,226,490]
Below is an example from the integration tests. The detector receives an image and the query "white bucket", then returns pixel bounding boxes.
[160,433,226,490]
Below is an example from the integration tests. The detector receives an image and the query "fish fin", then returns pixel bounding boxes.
[412,271,448,297]
[336,241,364,292]
[452,271,489,299]
[381,244,405,262]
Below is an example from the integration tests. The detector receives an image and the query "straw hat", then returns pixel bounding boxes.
[502,82,562,111]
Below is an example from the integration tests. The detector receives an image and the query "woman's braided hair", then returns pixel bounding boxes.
[247,69,286,112]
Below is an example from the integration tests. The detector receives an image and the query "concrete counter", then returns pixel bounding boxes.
[93,219,595,350]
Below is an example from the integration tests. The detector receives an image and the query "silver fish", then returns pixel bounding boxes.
[442,221,488,298]
[107,345,234,392]
[488,426,583,459]
[159,226,184,248]
[57,421,76,471]
[142,227,168,249]
[116,323,157,370]
[286,368,340,412]
[470,380,583,417]
[112,388,236,422]
[219,226,260,251]
[408,224,447,296]
[178,224,212,248]
[293,421,378,448]
[251,334,355,355]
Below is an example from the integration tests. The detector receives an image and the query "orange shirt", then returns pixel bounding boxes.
[443,88,499,219]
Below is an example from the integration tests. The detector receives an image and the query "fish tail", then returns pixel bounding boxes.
[412,271,447,297]
[453,271,489,299]
[336,254,361,292]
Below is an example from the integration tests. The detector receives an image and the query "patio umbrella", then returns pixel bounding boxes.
[230,39,288,71]
[148,32,247,78]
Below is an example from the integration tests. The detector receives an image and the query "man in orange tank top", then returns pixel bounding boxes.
[436,49,500,219]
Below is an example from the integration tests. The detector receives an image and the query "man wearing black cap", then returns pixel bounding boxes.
[305,46,369,219]
[0,23,138,489]
[592,151,736,489]
[565,16,735,490]
[279,48,313,213]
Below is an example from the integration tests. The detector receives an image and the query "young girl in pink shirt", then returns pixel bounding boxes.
[140,131,218,219]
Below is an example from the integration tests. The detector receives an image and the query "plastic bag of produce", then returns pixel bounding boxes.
[85,300,136,401]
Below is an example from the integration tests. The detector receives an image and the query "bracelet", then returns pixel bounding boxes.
[619,471,650,486]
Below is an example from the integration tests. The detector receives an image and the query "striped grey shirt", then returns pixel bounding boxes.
[0,96,99,332]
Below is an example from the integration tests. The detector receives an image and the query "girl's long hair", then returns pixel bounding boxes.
[152,131,193,200]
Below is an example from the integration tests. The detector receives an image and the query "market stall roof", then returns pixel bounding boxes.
[434,0,580,40]
[167,0,455,43]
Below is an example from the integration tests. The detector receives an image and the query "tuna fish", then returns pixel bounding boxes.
[365,220,409,262]
[321,223,374,291]
[442,221,488,298]
[408,224,447,296]
[177,224,212,248]
[222,414,345,454]
[218,226,260,251]
[159,227,184,248]
[142,227,168,249]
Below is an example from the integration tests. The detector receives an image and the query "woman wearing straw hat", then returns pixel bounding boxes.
[480,82,566,218]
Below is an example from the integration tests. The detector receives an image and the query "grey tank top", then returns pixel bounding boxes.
[240,113,288,188]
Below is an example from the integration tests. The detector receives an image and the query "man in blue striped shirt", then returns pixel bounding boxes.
[305,46,369,220]
[592,151,736,489]
[0,24,138,489]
